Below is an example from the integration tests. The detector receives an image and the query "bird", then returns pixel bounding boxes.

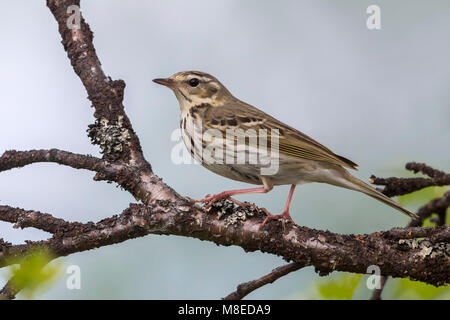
[153,71,419,227]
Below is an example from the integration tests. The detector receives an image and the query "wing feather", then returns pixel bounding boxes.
[202,101,359,170]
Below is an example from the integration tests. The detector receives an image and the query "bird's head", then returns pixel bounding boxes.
[153,71,232,112]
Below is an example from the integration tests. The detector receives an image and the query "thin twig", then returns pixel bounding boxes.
[223,262,307,300]
[370,276,388,300]
[370,162,450,197]
[409,191,450,227]
[0,280,20,300]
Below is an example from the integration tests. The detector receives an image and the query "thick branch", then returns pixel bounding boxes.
[368,189,450,299]
[47,0,146,165]
[0,206,72,234]
[1,202,449,286]
[45,0,186,206]
[0,149,103,173]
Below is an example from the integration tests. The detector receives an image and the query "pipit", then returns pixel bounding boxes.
[153,71,418,227]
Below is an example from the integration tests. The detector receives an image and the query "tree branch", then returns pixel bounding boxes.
[223,262,306,300]
[0,206,73,234]
[368,189,449,299]
[370,162,450,197]
[1,202,449,286]
[0,279,19,300]
[410,191,450,228]
[0,149,103,173]
[370,276,388,300]
[46,0,146,166]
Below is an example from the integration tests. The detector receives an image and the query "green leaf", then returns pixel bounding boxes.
[398,186,449,208]
[6,249,62,299]
[389,278,450,300]
[307,273,362,300]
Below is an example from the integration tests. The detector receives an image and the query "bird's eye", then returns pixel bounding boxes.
[188,78,200,87]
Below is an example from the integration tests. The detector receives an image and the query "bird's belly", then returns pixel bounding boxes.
[261,153,319,185]
[180,129,265,184]
[180,128,263,183]
[201,155,322,186]
[202,163,263,185]
[180,124,326,186]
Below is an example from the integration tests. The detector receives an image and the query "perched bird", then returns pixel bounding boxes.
[153,71,418,227]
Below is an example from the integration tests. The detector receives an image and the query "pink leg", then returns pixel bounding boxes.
[261,184,296,229]
[191,187,271,209]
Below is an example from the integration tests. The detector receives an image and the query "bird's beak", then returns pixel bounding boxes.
[153,78,177,89]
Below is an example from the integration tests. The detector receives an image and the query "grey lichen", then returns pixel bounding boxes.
[398,238,450,259]
[208,199,260,227]
[87,116,131,154]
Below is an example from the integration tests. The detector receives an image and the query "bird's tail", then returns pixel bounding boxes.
[333,171,419,220]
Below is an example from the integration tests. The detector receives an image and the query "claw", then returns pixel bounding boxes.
[227,198,258,210]
[189,192,260,211]
[189,192,233,209]
[260,210,295,231]
[185,196,198,203]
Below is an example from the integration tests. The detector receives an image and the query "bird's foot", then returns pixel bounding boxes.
[227,198,258,210]
[187,192,235,209]
[260,209,295,231]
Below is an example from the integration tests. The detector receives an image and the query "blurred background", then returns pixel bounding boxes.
[0,0,449,299]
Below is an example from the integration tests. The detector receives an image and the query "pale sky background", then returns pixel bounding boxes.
[0,1,448,299]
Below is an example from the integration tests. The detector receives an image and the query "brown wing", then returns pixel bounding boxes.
[203,100,358,170]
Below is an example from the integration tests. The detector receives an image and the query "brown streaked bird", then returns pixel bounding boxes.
[153,71,418,227]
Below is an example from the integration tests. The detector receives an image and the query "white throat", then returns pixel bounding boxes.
[174,90,216,114]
